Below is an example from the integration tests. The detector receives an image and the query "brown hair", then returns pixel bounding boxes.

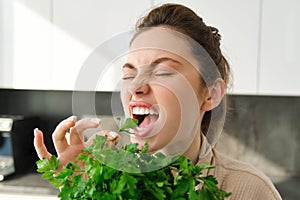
[133,3,231,135]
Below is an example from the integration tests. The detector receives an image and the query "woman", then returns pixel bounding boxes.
[34,3,282,199]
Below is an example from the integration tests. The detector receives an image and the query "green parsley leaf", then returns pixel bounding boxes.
[118,118,138,133]
[36,118,231,200]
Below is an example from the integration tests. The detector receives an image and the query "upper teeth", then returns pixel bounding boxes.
[132,107,158,115]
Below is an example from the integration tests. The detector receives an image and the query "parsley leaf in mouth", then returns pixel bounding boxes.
[133,114,148,126]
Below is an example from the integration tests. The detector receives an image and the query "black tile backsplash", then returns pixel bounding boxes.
[0,89,116,154]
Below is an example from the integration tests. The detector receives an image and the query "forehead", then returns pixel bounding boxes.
[128,27,197,64]
[126,48,180,65]
[131,27,189,50]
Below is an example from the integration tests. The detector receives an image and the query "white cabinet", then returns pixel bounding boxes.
[0,0,53,89]
[1,0,299,95]
[154,0,261,95]
[259,0,300,95]
[51,0,150,91]
[0,0,151,91]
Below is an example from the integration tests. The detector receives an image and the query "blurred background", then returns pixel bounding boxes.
[0,0,299,199]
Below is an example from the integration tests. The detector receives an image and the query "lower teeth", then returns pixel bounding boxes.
[136,127,146,132]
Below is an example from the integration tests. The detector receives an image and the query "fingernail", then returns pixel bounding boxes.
[34,128,38,136]
[109,131,118,138]
[90,118,101,125]
[66,116,76,122]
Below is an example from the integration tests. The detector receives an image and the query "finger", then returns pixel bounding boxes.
[52,116,76,153]
[34,128,52,159]
[100,130,120,144]
[106,131,120,143]
[85,130,120,147]
[69,117,101,145]
[102,130,120,149]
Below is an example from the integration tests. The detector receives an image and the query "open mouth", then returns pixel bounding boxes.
[129,102,159,136]
[132,107,159,127]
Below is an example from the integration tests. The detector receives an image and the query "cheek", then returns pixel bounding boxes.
[120,83,131,116]
[151,85,181,120]
[188,72,202,95]
[185,72,205,108]
[147,86,181,152]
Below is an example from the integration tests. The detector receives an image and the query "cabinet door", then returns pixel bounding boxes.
[259,0,300,95]
[1,0,53,89]
[52,0,151,91]
[154,0,261,94]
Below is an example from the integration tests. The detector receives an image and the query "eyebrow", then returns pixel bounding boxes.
[122,57,182,70]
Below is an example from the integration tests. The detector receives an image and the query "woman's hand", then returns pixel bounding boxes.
[34,116,113,168]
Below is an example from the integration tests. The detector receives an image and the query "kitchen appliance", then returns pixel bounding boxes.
[0,115,39,180]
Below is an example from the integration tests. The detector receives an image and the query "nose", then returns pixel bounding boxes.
[134,84,150,95]
[128,83,150,96]
[126,66,152,96]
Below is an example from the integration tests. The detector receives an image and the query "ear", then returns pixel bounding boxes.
[201,78,225,111]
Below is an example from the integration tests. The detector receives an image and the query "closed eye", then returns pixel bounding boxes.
[154,72,174,77]
[122,63,136,80]
[154,67,176,77]
[122,75,135,80]
[122,72,136,80]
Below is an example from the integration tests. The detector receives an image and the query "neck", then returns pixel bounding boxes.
[183,122,202,164]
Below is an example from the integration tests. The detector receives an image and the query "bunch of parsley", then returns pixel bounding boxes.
[36,118,231,200]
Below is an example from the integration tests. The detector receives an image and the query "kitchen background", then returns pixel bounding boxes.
[0,0,299,199]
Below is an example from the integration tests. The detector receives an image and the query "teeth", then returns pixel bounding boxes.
[136,127,146,132]
[132,107,158,115]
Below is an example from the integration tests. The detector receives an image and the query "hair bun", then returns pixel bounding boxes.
[208,26,221,47]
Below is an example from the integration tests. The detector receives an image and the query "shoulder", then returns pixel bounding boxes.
[211,149,282,200]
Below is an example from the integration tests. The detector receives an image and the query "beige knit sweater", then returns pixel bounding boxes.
[197,148,282,200]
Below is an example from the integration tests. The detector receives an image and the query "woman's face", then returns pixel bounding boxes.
[121,28,206,153]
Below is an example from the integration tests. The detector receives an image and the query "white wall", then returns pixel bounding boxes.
[0,0,299,95]
[259,0,300,95]
[0,0,14,88]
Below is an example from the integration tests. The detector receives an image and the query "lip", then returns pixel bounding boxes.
[129,101,159,137]
[129,101,159,116]
[129,101,153,109]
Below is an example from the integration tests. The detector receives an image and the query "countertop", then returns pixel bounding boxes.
[0,172,299,199]
[0,172,58,198]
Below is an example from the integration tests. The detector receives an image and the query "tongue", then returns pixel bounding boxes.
[139,115,158,128]
[139,115,150,128]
